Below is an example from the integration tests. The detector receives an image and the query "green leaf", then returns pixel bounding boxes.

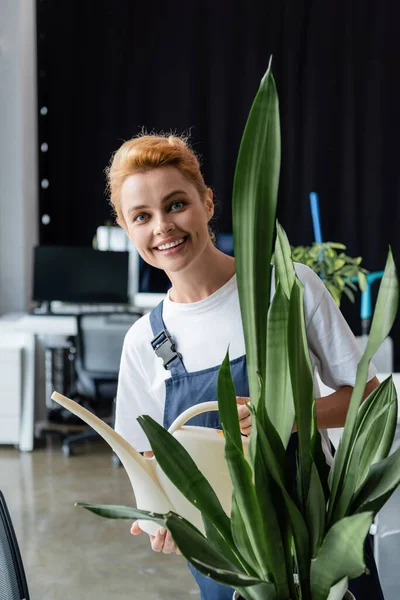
[165,513,262,588]
[223,430,274,582]
[252,417,293,598]
[265,282,295,448]
[202,515,254,576]
[306,462,326,557]
[310,512,374,600]
[287,277,314,509]
[137,415,234,551]
[329,243,347,250]
[218,350,243,450]
[330,377,398,522]
[255,419,311,596]
[353,376,398,484]
[76,503,165,525]
[358,271,367,292]
[328,249,399,524]
[274,223,296,300]
[232,57,280,409]
[342,286,355,303]
[230,494,259,571]
[351,446,400,515]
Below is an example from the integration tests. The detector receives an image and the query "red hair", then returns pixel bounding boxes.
[106,134,208,228]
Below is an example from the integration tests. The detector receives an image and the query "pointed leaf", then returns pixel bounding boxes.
[218,350,243,450]
[165,513,262,588]
[351,446,400,515]
[274,223,296,300]
[202,515,253,575]
[223,430,274,581]
[306,462,326,557]
[310,513,374,600]
[252,435,292,598]
[328,249,399,523]
[137,415,233,547]
[353,376,398,486]
[232,58,280,408]
[77,503,165,525]
[287,277,314,508]
[255,419,311,595]
[265,282,295,448]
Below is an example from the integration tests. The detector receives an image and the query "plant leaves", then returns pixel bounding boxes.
[351,446,400,515]
[218,350,243,451]
[165,513,262,588]
[265,282,295,448]
[254,419,311,596]
[330,377,398,523]
[232,57,280,409]
[306,462,326,557]
[353,376,398,487]
[287,277,314,509]
[77,503,166,525]
[137,415,234,550]
[328,249,399,524]
[310,512,374,600]
[223,430,274,582]
[274,223,296,300]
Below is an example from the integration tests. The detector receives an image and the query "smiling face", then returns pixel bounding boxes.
[120,166,215,276]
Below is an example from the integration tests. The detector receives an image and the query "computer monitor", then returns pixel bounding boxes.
[33,246,129,305]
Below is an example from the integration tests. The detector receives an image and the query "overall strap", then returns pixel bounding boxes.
[149,301,187,376]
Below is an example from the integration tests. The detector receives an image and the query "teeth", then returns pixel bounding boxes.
[157,237,185,251]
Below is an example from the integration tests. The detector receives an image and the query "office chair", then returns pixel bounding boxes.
[62,311,142,456]
[0,491,30,600]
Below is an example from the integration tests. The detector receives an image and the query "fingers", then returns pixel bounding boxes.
[150,527,180,554]
[237,399,252,436]
[236,396,250,405]
[130,520,143,535]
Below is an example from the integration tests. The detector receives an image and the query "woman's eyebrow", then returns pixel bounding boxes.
[128,189,187,214]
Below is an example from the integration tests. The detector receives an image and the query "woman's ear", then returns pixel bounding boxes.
[205,188,214,220]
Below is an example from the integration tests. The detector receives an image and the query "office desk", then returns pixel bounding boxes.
[0,299,164,451]
[0,314,77,450]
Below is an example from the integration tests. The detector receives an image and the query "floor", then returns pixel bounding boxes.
[1,438,200,600]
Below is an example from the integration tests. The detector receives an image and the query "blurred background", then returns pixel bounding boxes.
[1,1,400,599]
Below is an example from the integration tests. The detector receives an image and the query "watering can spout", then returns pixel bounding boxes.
[51,391,173,534]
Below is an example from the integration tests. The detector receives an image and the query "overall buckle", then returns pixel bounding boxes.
[151,329,181,370]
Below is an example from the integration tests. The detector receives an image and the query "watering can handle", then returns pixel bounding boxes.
[168,401,220,434]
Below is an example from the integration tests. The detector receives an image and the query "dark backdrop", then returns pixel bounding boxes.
[36,0,400,368]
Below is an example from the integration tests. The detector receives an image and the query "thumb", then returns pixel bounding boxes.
[130,520,143,535]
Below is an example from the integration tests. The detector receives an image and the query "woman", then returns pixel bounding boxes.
[108,133,383,600]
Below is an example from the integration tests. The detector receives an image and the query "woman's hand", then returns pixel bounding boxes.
[237,396,252,436]
[131,520,181,555]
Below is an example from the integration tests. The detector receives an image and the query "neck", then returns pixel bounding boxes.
[166,244,236,303]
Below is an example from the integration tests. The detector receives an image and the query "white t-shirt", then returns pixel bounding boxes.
[115,263,376,457]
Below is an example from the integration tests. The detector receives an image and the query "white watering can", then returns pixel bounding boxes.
[51,391,249,536]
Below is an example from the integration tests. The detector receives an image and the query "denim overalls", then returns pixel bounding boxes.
[149,301,384,600]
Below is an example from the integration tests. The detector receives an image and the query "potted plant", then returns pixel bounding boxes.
[290,242,368,306]
[71,60,399,600]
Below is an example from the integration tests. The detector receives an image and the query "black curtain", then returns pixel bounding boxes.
[36,0,400,367]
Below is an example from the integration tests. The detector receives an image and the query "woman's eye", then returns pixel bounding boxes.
[169,200,185,211]
[134,213,148,223]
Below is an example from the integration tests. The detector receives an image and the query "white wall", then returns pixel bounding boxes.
[0,0,38,314]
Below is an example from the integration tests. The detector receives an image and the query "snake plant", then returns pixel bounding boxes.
[79,60,400,600]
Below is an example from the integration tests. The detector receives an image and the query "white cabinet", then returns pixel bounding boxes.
[0,347,21,444]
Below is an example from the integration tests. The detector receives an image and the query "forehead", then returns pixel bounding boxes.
[120,166,196,204]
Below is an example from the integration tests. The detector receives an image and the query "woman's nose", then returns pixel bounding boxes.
[153,218,175,236]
